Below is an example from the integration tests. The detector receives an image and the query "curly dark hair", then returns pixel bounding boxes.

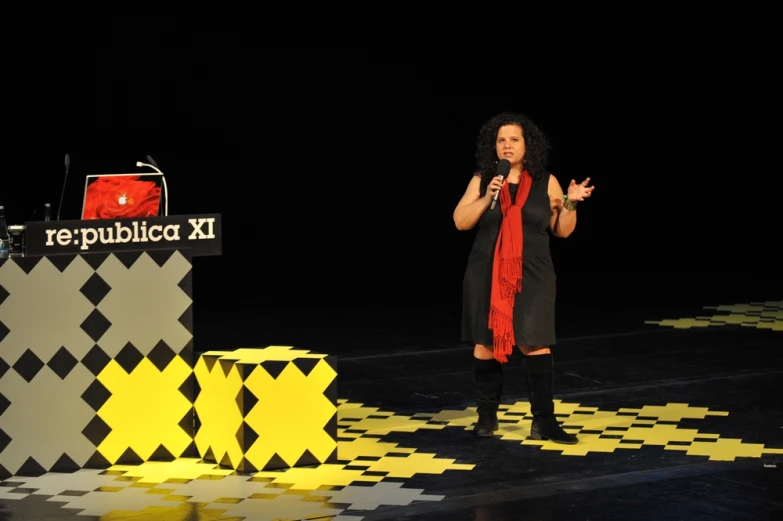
[474,112,551,184]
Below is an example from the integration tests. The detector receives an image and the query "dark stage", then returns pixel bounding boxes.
[0,273,780,520]
[1,38,781,520]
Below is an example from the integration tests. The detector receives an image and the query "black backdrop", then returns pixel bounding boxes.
[4,36,779,328]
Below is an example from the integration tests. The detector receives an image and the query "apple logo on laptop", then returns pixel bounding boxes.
[119,195,127,205]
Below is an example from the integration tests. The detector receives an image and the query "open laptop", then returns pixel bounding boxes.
[81,173,165,220]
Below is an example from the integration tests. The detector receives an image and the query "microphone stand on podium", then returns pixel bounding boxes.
[136,155,169,217]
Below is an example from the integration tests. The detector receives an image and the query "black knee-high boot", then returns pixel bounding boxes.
[523,353,578,444]
[473,357,503,437]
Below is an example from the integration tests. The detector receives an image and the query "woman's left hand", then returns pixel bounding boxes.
[567,177,595,201]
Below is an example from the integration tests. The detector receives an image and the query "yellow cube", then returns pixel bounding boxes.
[193,346,338,472]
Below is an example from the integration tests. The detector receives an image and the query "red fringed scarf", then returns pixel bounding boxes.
[489,170,533,363]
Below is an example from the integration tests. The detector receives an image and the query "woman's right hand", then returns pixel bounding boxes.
[484,175,505,201]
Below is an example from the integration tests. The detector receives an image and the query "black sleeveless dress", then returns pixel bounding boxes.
[461,173,557,348]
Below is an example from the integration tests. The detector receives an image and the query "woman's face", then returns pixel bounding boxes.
[495,124,526,167]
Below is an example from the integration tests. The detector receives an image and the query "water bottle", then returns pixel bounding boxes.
[0,205,9,258]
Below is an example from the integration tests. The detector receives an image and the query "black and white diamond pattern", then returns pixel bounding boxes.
[1,363,98,475]
[79,273,111,307]
[80,345,111,377]
[47,347,79,380]
[0,251,195,477]
[80,310,112,344]
[115,343,144,374]
[12,349,44,383]
[0,255,96,365]
[92,251,193,358]
[148,340,177,372]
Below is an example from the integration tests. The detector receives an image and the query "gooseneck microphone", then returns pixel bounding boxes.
[136,155,169,217]
[490,159,511,210]
[146,155,159,169]
[56,153,70,221]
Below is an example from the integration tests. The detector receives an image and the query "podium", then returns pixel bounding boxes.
[0,214,221,478]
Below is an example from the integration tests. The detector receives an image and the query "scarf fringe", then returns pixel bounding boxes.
[489,306,514,363]
[499,257,522,298]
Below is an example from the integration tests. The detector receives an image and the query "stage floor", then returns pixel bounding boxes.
[1,292,781,520]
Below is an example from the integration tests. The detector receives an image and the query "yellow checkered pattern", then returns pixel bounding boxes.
[3,398,779,520]
[193,347,339,472]
[646,300,783,331]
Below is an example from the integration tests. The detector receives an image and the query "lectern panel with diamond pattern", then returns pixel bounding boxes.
[0,250,199,478]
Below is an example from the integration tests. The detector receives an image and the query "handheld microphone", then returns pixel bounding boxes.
[490,159,511,210]
[56,153,70,221]
[136,155,169,216]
